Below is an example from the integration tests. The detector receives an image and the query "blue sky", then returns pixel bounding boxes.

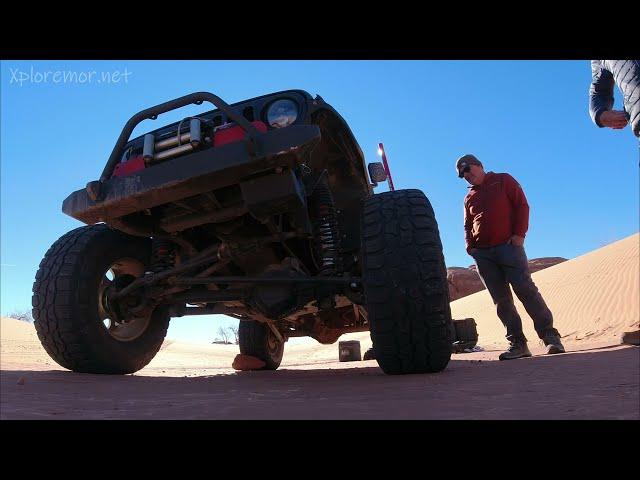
[1,60,638,344]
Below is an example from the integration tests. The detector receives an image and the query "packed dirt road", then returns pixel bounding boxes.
[1,321,637,419]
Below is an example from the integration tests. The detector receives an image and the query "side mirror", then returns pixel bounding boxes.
[367,162,387,186]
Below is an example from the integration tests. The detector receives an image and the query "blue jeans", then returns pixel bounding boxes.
[470,243,559,343]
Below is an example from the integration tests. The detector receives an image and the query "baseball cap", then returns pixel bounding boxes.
[456,154,483,178]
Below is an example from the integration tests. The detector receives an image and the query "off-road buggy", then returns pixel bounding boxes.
[32,90,453,375]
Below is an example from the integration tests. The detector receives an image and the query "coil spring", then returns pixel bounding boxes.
[150,238,176,273]
[312,174,341,276]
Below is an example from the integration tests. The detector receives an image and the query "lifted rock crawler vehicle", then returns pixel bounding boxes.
[33,90,453,375]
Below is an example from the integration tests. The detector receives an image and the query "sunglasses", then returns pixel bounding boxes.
[458,164,471,178]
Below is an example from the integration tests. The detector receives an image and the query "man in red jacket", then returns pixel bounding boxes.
[457,154,565,360]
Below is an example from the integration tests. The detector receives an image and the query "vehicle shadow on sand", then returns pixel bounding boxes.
[2,346,638,420]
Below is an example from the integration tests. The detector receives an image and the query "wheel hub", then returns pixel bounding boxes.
[97,258,151,341]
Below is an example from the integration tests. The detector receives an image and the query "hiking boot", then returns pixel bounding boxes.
[362,347,376,361]
[543,334,565,354]
[499,341,532,360]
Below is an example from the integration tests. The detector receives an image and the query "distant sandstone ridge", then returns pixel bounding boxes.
[447,257,567,301]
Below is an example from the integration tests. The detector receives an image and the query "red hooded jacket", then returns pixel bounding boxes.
[463,172,529,251]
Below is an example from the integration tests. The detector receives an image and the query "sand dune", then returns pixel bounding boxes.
[450,232,639,348]
[0,317,57,370]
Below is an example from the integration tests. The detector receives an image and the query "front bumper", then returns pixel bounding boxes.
[62,125,321,224]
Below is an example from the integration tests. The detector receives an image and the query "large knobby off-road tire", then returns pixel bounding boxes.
[32,224,170,374]
[361,189,453,375]
[238,320,284,370]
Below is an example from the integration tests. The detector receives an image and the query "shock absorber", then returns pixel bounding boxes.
[311,172,342,276]
[149,238,176,273]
